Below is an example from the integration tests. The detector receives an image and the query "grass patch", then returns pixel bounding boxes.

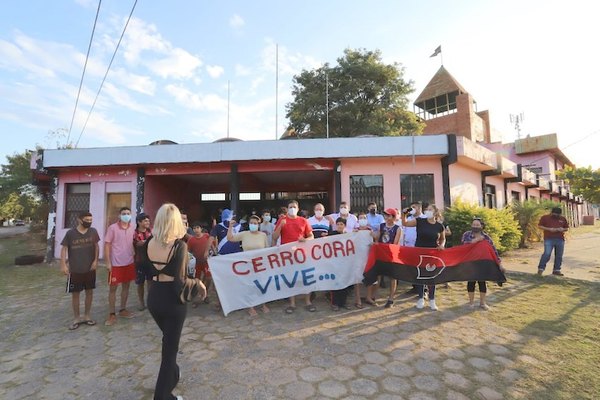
[0,230,46,268]
[492,274,600,399]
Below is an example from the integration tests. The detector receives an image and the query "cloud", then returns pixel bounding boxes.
[165,84,227,112]
[229,14,245,29]
[260,39,321,76]
[206,65,225,79]
[235,64,251,77]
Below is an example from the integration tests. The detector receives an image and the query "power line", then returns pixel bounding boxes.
[75,0,138,148]
[66,0,102,145]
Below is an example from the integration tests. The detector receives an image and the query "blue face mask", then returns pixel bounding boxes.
[120,214,132,223]
[249,223,259,232]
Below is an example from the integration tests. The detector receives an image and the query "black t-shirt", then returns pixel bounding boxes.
[378,223,400,244]
[415,218,444,248]
[61,227,100,273]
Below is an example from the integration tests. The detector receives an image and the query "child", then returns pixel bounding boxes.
[187,222,211,307]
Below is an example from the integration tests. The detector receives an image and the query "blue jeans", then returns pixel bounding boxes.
[417,285,435,300]
[537,238,565,272]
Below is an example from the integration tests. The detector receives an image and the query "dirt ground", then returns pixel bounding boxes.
[501,224,600,282]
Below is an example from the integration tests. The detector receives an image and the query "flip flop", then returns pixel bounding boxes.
[81,320,96,326]
[305,304,317,312]
[354,303,364,309]
[68,322,81,330]
[285,306,296,314]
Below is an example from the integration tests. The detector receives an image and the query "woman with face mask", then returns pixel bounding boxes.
[401,204,446,311]
[227,215,270,316]
[461,218,504,310]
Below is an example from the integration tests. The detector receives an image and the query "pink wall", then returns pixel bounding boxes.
[485,176,505,208]
[449,163,482,205]
[340,157,444,210]
[55,169,137,259]
[507,182,526,203]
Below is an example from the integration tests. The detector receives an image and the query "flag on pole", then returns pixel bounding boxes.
[430,45,442,58]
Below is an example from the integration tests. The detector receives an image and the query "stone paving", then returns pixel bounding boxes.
[1,264,538,400]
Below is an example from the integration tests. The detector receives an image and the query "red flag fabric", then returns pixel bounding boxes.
[363,241,505,285]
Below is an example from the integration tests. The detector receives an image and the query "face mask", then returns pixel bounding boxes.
[409,208,416,215]
[314,210,323,218]
[81,221,92,229]
[249,223,259,232]
[120,214,131,223]
[369,209,376,215]
[288,207,298,217]
[424,210,434,219]
[339,207,348,215]
[263,215,271,222]
[358,218,368,227]
[471,227,482,233]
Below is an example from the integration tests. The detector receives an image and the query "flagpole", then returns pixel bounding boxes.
[275,43,279,140]
[326,70,329,139]
[227,80,230,138]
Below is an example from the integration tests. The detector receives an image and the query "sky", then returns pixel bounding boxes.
[1,0,599,169]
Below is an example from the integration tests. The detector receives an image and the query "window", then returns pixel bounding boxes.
[64,183,90,228]
[400,174,435,209]
[201,193,226,201]
[485,184,496,209]
[511,191,520,202]
[350,175,384,212]
[239,193,261,201]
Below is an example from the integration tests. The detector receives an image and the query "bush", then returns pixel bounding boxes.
[510,199,562,247]
[443,201,522,253]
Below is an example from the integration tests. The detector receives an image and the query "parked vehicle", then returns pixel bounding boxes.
[14,220,25,226]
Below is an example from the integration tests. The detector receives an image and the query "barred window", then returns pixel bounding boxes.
[64,183,90,228]
[400,174,435,209]
[485,184,496,209]
[349,175,384,212]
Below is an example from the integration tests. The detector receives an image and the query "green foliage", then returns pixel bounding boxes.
[443,200,522,253]
[286,48,424,138]
[0,150,42,222]
[0,192,25,220]
[556,166,600,204]
[511,199,561,247]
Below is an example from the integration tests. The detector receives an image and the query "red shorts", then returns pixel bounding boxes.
[195,261,211,279]
[108,263,136,286]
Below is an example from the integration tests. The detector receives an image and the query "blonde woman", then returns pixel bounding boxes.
[401,203,445,311]
[143,203,206,400]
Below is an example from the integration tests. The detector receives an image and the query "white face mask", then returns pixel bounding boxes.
[263,215,271,222]
[249,223,259,232]
[314,210,323,218]
[288,207,298,217]
[358,218,368,227]
[424,210,434,219]
[409,208,416,215]
[339,207,348,215]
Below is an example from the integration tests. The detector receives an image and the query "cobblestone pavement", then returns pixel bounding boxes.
[2,266,538,400]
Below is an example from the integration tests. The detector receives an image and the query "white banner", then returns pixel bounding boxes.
[208,231,373,315]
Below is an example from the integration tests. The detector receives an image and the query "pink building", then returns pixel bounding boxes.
[33,67,587,260]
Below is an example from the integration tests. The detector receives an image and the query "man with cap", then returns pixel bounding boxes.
[133,212,152,311]
[210,209,243,255]
[537,207,569,276]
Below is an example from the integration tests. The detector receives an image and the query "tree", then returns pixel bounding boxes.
[0,150,41,223]
[557,166,600,204]
[0,192,25,221]
[285,48,424,138]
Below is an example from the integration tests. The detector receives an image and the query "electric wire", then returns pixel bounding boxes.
[75,0,138,148]
[66,0,102,145]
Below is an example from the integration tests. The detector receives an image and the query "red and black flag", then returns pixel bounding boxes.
[363,241,506,286]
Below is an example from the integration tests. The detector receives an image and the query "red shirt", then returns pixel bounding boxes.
[539,214,568,240]
[133,228,152,263]
[276,216,313,244]
[187,233,210,266]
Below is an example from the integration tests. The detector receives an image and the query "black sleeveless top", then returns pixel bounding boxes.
[142,238,188,278]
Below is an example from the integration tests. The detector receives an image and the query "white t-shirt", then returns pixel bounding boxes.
[329,213,359,233]
[307,216,332,238]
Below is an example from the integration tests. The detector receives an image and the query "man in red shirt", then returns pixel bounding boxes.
[273,200,314,313]
[537,207,569,276]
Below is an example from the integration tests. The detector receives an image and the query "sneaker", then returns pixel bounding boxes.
[118,309,135,319]
[537,270,543,276]
[416,298,425,309]
[479,303,490,311]
[468,303,476,308]
[176,396,184,400]
[429,299,438,311]
[552,271,564,276]
[104,314,117,326]
[384,299,394,308]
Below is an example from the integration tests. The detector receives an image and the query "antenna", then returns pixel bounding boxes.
[509,112,525,139]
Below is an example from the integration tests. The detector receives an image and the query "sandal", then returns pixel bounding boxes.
[331,305,340,311]
[364,298,378,307]
[81,320,96,326]
[354,303,364,309]
[285,306,296,314]
[68,322,80,330]
[305,304,317,312]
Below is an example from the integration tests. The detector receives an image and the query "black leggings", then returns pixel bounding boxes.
[148,281,187,400]
[467,281,487,293]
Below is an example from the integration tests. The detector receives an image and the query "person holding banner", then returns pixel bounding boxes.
[210,209,243,255]
[273,200,315,313]
[461,218,503,310]
[401,204,446,311]
[143,203,206,400]
[227,215,271,316]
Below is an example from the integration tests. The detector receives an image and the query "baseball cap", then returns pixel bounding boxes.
[383,208,398,218]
